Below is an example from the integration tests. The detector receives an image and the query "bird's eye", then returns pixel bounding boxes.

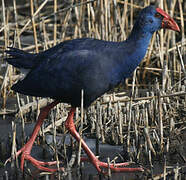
[155,13,162,18]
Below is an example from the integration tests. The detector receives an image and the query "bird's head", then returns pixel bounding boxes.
[135,6,180,34]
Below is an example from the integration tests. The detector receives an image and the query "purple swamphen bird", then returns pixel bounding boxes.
[5,6,180,174]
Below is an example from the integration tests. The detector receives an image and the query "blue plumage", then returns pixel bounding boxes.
[5,6,167,107]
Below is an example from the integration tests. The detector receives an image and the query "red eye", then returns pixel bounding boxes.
[155,13,161,18]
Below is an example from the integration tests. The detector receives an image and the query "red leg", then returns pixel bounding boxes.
[65,108,144,174]
[5,100,64,172]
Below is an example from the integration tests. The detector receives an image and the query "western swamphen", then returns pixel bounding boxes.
[5,6,179,174]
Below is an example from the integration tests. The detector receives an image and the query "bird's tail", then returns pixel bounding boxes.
[5,47,36,69]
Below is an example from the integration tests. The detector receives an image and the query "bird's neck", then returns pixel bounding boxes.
[126,27,153,48]
[119,28,153,78]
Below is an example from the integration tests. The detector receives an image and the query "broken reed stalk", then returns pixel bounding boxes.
[13,0,21,49]
[51,108,61,178]
[1,0,7,48]
[107,157,111,178]
[77,89,84,169]
[11,121,18,169]
[144,128,156,156]
[127,68,137,158]
[158,91,164,153]
[1,0,8,111]
[30,0,39,53]
[16,93,25,146]
[53,0,57,46]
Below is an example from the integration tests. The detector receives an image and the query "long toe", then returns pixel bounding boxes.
[96,160,144,174]
[5,146,64,173]
[27,155,64,172]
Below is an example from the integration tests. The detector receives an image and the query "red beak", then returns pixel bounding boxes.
[156,8,180,32]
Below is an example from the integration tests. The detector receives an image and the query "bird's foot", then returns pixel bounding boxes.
[66,108,144,175]
[96,160,143,174]
[4,144,64,172]
[81,157,143,174]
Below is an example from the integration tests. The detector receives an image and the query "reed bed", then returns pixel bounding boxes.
[0,0,185,179]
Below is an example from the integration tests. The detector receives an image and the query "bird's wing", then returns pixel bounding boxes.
[11,48,113,99]
[36,38,105,61]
